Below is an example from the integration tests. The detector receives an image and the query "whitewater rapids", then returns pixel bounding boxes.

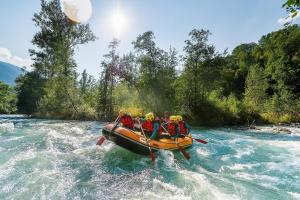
[0,115,299,200]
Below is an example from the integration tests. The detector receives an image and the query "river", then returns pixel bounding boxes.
[0,115,300,200]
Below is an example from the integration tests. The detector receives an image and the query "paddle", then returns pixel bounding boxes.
[111,116,121,132]
[161,122,190,160]
[96,116,120,146]
[193,138,208,144]
[175,138,191,160]
[137,119,155,162]
[96,136,105,145]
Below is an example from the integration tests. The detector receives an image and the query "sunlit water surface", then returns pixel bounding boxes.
[0,115,300,200]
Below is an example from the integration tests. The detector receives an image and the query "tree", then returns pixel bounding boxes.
[178,29,224,121]
[15,72,46,115]
[222,43,257,97]
[0,81,17,114]
[17,0,96,117]
[244,64,268,114]
[98,39,121,120]
[133,31,177,114]
[283,0,300,17]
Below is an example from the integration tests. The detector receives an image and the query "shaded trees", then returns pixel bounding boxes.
[0,81,17,114]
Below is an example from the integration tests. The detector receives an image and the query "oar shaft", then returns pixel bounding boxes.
[137,119,155,162]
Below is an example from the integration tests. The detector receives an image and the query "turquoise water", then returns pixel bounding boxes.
[0,115,300,200]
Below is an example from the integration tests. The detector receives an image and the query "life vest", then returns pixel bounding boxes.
[142,120,153,133]
[120,115,134,129]
[167,123,177,136]
[178,121,188,135]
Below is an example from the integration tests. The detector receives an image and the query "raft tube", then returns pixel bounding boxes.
[102,124,193,155]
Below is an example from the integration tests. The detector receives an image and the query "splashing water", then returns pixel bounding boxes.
[0,115,300,200]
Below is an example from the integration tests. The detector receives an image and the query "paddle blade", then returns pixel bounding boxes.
[150,150,155,162]
[178,146,190,160]
[96,136,105,146]
[194,138,208,144]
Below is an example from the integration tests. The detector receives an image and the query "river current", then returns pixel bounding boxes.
[0,115,299,200]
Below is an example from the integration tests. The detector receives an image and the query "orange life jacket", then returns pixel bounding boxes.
[167,123,177,136]
[142,120,153,133]
[178,121,188,135]
[120,115,134,129]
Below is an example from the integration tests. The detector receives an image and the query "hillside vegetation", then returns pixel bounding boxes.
[4,0,300,125]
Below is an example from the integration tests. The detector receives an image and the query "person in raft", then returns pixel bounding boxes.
[118,110,134,130]
[177,115,191,137]
[142,112,162,140]
[167,115,180,139]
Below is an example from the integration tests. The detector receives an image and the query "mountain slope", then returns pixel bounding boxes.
[0,61,24,86]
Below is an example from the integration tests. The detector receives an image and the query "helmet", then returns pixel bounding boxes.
[119,109,125,116]
[145,112,154,121]
[177,115,183,122]
[169,115,177,122]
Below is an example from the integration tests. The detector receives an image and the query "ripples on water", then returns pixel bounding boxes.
[0,115,300,200]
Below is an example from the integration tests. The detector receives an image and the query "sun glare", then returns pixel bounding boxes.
[111,9,127,38]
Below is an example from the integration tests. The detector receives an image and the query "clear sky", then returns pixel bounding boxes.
[0,0,299,76]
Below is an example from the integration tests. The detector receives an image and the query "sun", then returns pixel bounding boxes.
[111,10,127,38]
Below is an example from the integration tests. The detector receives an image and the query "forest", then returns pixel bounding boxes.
[1,0,299,126]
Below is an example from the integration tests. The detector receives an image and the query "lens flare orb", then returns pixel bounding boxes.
[60,0,92,23]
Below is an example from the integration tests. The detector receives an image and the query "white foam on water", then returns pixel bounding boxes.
[131,178,191,200]
[290,127,300,135]
[250,125,300,135]
[72,145,95,155]
[227,163,259,171]
[221,155,230,161]
[70,126,84,135]
[234,146,254,159]
[288,192,300,200]
[235,172,279,183]
[159,150,176,168]
[42,128,81,149]
[0,149,36,180]
[179,170,239,200]
[270,140,300,151]
[0,122,14,131]
[196,148,210,157]
[99,142,115,152]
[2,136,25,142]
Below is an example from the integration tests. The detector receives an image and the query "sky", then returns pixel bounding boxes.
[0,0,299,76]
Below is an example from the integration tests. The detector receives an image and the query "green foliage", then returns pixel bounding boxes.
[173,26,300,125]
[0,81,17,114]
[113,82,142,111]
[16,0,96,119]
[15,72,46,115]
[97,39,121,120]
[133,31,177,115]
[12,2,299,126]
[283,0,300,18]
[241,25,300,123]
[222,43,257,97]
[244,64,268,114]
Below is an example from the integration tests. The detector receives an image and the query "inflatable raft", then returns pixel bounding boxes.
[102,123,193,155]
